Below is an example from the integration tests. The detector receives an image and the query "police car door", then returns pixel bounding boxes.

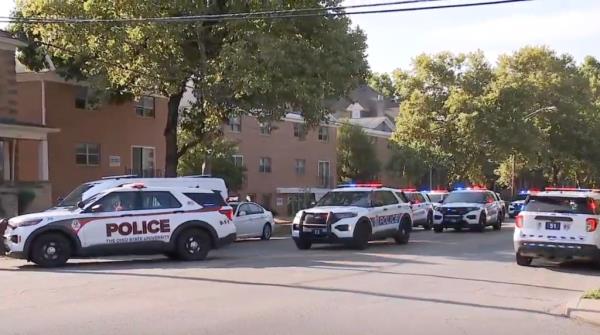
[372,190,401,234]
[484,192,498,221]
[78,190,141,249]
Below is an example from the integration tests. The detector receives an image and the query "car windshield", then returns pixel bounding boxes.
[57,183,94,207]
[427,193,446,202]
[316,191,371,207]
[443,192,487,204]
[514,194,528,201]
[523,196,595,214]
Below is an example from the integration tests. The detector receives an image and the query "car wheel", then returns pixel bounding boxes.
[294,238,312,250]
[493,213,502,230]
[423,212,433,230]
[352,220,371,250]
[433,225,443,233]
[472,213,486,232]
[176,228,211,261]
[30,233,72,268]
[261,223,272,240]
[516,252,533,266]
[394,218,411,244]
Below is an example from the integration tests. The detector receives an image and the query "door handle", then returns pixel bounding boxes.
[173,210,184,214]
[120,214,133,217]
[383,208,389,211]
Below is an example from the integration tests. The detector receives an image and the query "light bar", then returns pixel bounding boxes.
[338,183,383,188]
[545,187,600,192]
[399,188,417,192]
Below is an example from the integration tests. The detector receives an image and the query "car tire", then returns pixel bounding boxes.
[472,213,486,232]
[261,223,272,240]
[516,252,533,266]
[394,218,411,244]
[423,212,433,230]
[30,233,72,268]
[352,220,371,250]
[493,213,502,230]
[294,237,312,250]
[433,225,443,233]
[176,228,211,261]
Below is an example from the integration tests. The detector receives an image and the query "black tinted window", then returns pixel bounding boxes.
[93,192,138,212]
[141,191,181,209]
[184,192,226,207]
[249,204,264,214]
[524,196,594,214]
[379,191,399,205]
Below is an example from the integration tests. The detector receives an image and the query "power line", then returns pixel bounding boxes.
[0,0,532,24]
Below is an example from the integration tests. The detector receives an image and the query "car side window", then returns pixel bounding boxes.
[238,204,251,215]
[92,192,138,212]
[140,191,182,210]
[380,191,399,205]
[395,192,409,203]
[184,192,226,207]
[486,193,495,203]
[249,204,264,214]
[416,193,427,203]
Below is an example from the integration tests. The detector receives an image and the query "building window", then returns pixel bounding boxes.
[232,154,244,167]
[75,86,89,109]
[318,160,331,187]
[259,122,271,135]
[318,126,329,142]
[293,123,306,141]
[295,159,306,175]
[229,116,242,133]
[135,95,155,118]
[259,157,272,173]
[75,143,100,166]
[132,146,156,177]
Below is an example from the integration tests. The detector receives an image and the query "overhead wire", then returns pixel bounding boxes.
[0,0,532,24]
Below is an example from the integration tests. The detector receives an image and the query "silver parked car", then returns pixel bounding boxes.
[229,202,275,240]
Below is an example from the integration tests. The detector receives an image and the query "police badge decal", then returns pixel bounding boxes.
[71,219,81,231]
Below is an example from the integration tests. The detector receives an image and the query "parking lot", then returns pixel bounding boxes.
[1,220,599,335]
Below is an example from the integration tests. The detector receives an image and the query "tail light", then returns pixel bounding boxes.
[219,207,234,220]
[515,215,524,228]
[586,218,598,232]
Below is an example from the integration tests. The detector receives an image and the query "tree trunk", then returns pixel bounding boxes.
[164,92,184,177]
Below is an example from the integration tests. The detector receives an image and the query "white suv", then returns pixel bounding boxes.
[433,189,503,232]
[514,188,600,266]
[2,184,236,267]
[291,184,413,250]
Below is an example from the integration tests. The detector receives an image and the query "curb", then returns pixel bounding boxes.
[565,296,600,327]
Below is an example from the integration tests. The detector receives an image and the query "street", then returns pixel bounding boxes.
[1,221,599,335]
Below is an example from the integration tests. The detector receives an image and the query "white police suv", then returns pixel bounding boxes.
[2,183,236,267]
[508,191,529,218]
[432,189,503,233]
[291,184,413,250]
[514,188,600,266]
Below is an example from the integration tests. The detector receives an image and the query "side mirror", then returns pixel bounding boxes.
[238,210,247,217]
[77,201,85,209]
[310,201,316,207]
[91,204,103,212]
[57,197,64,204]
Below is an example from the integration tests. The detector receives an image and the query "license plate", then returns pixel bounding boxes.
[545,222,561,230]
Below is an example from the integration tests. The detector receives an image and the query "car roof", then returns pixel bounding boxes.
[105,185,217,194]
[332,187,397,192]
[451,189,490,193]
[530,191,600,198]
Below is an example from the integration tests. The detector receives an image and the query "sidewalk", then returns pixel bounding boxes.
[273,218,292,237]
[565,295,600,326]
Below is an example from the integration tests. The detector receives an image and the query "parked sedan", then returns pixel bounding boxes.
[229,202,275,240]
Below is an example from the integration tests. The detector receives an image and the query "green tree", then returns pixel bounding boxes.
[368,72,394,98]
[13,0,368,176]
[385,143,428,187]
[177,137,246,192]
[337,123,380,182]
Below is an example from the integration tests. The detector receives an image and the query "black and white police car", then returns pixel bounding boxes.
[514,187,600,266]
[432,188,503,232]
[2,183,236,267]
[508,191,530,218]
[291,183,413,250]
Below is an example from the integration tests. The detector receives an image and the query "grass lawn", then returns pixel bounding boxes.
[582,289,600,299]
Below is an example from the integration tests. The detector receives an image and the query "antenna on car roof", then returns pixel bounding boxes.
[101,174,138,180]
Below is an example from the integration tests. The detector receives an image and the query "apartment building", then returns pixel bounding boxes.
[16,71,167,201]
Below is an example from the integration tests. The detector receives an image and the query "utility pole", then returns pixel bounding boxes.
[429,166,433,190]
[511,153,515,198]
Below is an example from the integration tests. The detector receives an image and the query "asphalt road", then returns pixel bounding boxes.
[1,221,599,335]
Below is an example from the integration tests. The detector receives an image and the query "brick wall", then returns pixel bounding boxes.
[0,49,18,119]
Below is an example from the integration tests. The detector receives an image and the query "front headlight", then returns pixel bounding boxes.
[334,212,358,220]
[14,219,43,228]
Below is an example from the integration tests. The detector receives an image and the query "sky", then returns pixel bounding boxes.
[1,0,599,73]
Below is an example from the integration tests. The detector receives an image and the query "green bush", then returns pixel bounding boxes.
[18,189,36,214]
[583,289,600,300]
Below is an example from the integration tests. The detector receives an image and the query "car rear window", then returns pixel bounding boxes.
[523,196,597,215]
[184,192,226,207]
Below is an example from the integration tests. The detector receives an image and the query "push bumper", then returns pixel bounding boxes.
[434,215,479,229]
[215,233,237,248]
[517,242,600,260]
[293,231,354,244]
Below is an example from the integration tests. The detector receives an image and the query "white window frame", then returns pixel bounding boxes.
[75,143,100,166]
[135,95,156,118]
[131,145,156,175]
[318,126,329,142]
[232,154,244,167]
[295,159,306,176]
[229,116,242,133]
[259,157,272,173]
[293,123,306,140]
[318,160,331,177]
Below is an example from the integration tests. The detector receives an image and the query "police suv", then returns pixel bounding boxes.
[514,188,600,266]
[2,183,236,267]
[508,191,529,218]
[291,184,413,250]
[432,189,503,233]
